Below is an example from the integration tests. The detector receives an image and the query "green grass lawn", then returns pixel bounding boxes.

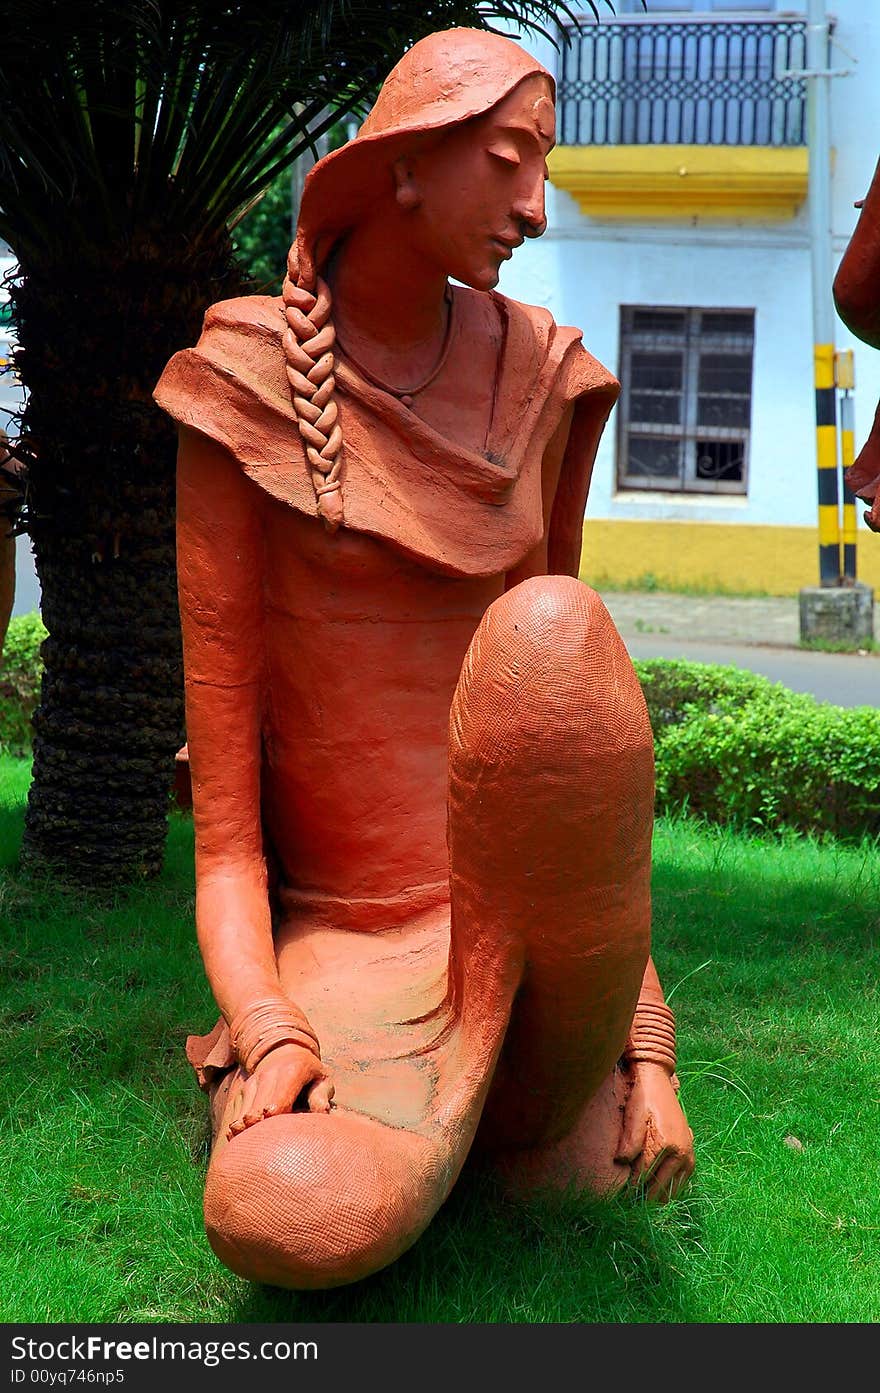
[2,754,879,1323]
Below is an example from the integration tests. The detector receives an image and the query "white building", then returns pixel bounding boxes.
[6,8,879,610]
[0,244,38,617]
[499,0,880,595]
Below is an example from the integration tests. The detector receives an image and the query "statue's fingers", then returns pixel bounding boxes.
[226,1099,247,1138]
[615,1113,648,1165]
[631,1140,670,1188]
[252,1054,322,1114]
[643,1152,684,1202]
[227,1078,258,1136]
[240,1086,271,1130]
[284,1058,325,1109]
[307,1075,335,1113]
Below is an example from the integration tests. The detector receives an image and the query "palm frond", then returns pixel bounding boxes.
[0,0,611,257]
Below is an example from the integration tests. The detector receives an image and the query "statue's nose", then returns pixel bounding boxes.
[513,177,547,239]
[521,210,548,239]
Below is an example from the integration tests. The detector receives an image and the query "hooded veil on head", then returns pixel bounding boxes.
[290,28,555,289]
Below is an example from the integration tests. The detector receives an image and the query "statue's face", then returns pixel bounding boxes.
[397,74,554,292]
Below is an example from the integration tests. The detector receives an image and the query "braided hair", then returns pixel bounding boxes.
[281,244,344,533]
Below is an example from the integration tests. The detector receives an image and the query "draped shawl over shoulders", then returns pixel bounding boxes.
[154,286,619,578]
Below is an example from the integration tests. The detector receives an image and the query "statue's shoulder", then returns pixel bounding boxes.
[185,293,290,403]
[487,288,618,399]
[489,288,556,337]
[199,294,285,354]
[154,293,291,440]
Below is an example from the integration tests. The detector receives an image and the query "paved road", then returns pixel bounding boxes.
[597,591,880,708]
[622,634,879,708]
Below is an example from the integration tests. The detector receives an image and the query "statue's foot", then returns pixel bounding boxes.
[482,1065,632,1200]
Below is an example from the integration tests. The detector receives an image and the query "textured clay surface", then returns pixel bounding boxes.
[155,27,695,1290]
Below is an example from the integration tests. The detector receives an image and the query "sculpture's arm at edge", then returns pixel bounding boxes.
[615,957,695,1198]
[833,154,880,348]
[504,401,574,587]
[623,957,679,1083]
[176,425,285,1029]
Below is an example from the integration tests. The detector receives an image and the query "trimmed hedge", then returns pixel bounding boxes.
[0,611,46,756]
[633,657,779,731]
[634,658,880,839]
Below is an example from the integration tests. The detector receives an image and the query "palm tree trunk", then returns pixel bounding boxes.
[26,496,184,881]
[14,232,243,883]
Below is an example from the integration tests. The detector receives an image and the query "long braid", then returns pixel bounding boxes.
[281,245,345,533]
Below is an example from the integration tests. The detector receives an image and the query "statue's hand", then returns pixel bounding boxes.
[615,1061,695,1201]
[225,1043,335,1141]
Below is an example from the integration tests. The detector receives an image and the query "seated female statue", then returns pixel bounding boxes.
[155,27,695,1291]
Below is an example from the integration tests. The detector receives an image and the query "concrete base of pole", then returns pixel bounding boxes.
[798,582,875,646]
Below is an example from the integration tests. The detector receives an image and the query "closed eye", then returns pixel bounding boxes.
[486,143,521,168]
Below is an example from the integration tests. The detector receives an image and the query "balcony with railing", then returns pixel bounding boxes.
[547,13,812,219]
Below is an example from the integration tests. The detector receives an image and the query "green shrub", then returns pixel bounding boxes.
[0,611,46,756]
[633,658,779,735]
[653,686,880,839]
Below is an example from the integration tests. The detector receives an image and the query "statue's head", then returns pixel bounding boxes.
[291,28,555,291]
[283,29,554,532]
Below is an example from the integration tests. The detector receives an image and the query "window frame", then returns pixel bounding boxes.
[616,304,755,496]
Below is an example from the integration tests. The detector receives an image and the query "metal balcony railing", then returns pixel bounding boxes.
[557,15,809,147]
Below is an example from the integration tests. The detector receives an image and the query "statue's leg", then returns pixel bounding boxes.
[447,575,654,1193]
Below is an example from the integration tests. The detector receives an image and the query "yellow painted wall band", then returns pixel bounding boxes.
[547,145,809,220]
[579,519,880,596]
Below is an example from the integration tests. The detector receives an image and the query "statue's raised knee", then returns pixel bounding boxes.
[203,1112,435,1290]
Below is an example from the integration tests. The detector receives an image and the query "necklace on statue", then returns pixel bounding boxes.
[335,287,455,409]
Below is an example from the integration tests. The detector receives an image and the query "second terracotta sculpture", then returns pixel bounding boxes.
[155,27,695,1291]
[834,155,880,532]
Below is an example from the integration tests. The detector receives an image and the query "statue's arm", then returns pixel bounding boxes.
[177,426,332,1133]
[504,401,574,587]
[833,155,880,348]
[616,959,695,1199]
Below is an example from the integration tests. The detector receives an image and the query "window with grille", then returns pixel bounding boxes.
[617,306,754,494]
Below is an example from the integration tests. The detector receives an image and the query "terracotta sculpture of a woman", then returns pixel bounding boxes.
[155,28,695,1291]
[834,155,880,531]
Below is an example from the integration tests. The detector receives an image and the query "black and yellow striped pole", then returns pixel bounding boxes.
[836,348,857,584]
[815,342,841,586]
[806,0,841,589]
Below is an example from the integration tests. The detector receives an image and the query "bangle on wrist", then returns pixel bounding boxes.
[622,1000,677,1077]
[229,996,320,1074]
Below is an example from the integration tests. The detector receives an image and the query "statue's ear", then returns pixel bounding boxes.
[392,156,421,211]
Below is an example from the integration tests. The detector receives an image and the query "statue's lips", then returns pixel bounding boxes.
[490,237,522,259]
